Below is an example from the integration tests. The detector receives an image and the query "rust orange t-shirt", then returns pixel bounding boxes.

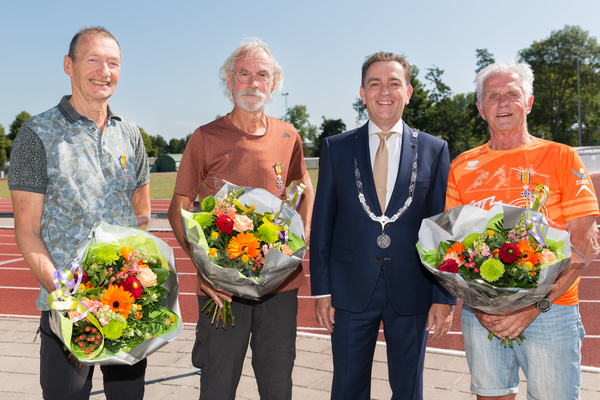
[445,137,599,305]
[174,114,308,296]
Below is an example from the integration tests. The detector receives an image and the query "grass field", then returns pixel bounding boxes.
[0,169,320,200]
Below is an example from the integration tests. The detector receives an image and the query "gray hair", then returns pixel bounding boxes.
[68,26,119,62]
[474,60,534,103]
[219,38,284,102]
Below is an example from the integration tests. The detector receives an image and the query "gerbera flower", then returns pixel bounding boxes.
[215,215,234,234]
[120,246,133,260]
[499,243,521,264]
[439,259,459,273]
[480,259,505,283]
[100,285,134,318]
[446,242,465,259]
[517,241,540,266]
[227,232,260,259]
[119,275,143,299]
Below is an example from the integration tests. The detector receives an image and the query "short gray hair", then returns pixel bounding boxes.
[474,60,534,103]
[219,38,284,102]
[68,26,119,62]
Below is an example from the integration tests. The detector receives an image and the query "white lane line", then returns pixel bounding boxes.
[0,267,29,271]
[0,257,24,265]
[581,276,600,278]
[0,286,39,290]
[0,254,23,256]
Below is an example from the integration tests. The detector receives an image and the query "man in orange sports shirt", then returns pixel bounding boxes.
[446,60,600,400]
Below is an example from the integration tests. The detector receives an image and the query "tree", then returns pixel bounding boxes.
[470,49,497,144]
[313,117,346,156]
[150,134,169,156]
[138,127,158,157]
[9,111,32,140]
[518,25,600,145]
[403,65,433,130]
[168,138,185,154]
[0,124,9,169]
[475,48,496,74]
[352,98,368,126]
[282,105,318,156]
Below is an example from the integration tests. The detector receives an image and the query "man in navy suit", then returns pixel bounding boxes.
[310,52,456,399]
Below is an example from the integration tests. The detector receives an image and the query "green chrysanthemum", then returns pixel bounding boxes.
[256,221,279,244]
[94,248,120,266]
[194,212,214,228]
[103,320,127,340]
[462,233,481,249]
[480,259,505,283]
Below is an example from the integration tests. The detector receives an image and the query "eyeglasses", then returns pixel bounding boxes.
[231,70,272,84]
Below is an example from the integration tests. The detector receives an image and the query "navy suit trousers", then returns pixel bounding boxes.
[331,272,428,400]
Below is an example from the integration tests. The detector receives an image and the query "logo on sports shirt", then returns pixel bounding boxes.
[465,160,479,170]
[572,168,586,179]
[281,131,291,138]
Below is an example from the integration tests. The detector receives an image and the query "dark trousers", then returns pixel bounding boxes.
[39,311,147,400]
[331,273,429,400]
[192,289,298,400]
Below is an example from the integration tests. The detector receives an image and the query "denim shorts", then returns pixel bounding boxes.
[462,304,584,400]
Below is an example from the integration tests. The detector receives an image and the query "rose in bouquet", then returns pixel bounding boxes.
[47,221,182,364]
[181,180,307,329]
[417,202,571,347]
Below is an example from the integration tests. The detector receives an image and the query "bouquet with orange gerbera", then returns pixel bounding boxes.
[47,221,182,364]
[417,200,572,347]
[181,179,307,328]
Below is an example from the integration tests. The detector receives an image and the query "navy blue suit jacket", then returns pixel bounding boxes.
[310,121,456,315]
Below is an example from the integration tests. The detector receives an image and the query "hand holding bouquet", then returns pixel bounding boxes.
[417,199,572,347]
[182,179,307,329]
[48,222,182,364]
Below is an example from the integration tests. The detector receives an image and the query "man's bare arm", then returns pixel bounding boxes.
[293,170,314,241]
[132,183,150,227]
[11,190,56,292]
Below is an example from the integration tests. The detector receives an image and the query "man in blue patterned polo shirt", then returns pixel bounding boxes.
[8,27,150,400]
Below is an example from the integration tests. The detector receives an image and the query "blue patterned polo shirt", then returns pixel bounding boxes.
[8,96,150,310]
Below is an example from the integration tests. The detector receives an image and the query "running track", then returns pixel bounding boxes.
[2,178,600,368]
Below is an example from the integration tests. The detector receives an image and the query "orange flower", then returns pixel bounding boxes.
[517,241,540,266]
[446,242,466,262]
[120,246,133,260]
[100,285,134,318]
[85,282,94,289]
[135,312,143,320]
[227,232,260,259]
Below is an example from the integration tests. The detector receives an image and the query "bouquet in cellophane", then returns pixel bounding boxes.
[47,221,182,365]
[417,186,573,346]
[181,178,307,328]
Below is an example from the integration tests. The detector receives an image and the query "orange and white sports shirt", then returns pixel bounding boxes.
[445,137,599,305]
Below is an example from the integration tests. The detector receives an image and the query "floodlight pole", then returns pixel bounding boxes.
[576,57,582,147]
[282,92,289,117]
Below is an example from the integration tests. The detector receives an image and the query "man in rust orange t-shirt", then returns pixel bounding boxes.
[445,60,599,400]
[167,38,314,400]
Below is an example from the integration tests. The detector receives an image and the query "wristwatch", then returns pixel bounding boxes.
[536,297,552,313]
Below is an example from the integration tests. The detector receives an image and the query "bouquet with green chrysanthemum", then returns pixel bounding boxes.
[417,201,571,347]
[181,179,307,329]
[47,222,182,364]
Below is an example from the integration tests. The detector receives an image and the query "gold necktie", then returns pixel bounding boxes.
[373,131,395,213]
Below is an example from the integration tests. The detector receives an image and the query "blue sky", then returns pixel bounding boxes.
[1,0,599,141]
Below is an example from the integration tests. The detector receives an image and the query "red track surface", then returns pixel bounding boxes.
[1,176,600,367]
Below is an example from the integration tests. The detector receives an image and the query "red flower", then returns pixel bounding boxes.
[499,243,521,264]
[119,275,143,299]
[215,215,234,234]
[439,259,459,273]
[75,269,89,284]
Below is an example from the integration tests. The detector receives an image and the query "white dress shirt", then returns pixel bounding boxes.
[314,119,404,299]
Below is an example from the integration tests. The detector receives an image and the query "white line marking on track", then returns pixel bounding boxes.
[0,286,38,290]
[0,267,29,271]
[579,300,600,302]
[0,258,24,265]
[0,254,23,256]
[0,314,40,319]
